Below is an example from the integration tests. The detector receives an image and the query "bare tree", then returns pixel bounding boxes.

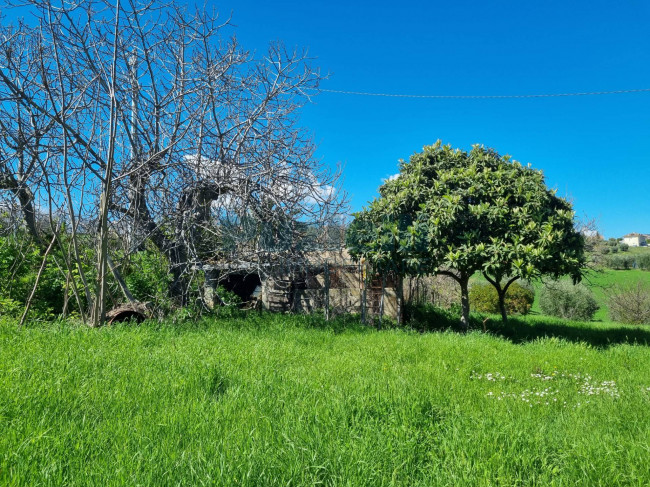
[0,0,347,324]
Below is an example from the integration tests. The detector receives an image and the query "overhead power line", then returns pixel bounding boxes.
[317,87,650,99]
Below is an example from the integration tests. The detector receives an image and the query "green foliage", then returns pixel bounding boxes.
[605,254,636,270]
[607,281,650,325]
[348,141,586,325]
[638,254,650,271]
[0,235,65,315]
[123,250,172,305]
[539,280,599,321]
[470,281,534,315]
[0,297,22,318]
[214,285,243,308]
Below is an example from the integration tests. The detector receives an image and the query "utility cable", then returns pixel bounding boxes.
[317,87,650,99]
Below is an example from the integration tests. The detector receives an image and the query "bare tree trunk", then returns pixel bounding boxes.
[483,273,519,323]
[91,0,121,327]
[107,255,136,303]
[0,175,42,247]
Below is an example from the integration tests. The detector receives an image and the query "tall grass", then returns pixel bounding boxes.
[1,314,650,486]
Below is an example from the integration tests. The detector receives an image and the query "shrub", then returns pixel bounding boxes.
[607,281,650,325]
[470,281,534,315]
[506,281,536,315]
[0,297,22,318]
[0,235,66,315]
[123,250,172,305]
[539,280,599,321]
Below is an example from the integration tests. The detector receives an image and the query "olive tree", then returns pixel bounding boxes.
[348,141,586,329]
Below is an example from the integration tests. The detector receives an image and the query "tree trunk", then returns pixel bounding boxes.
[396,274,404,326]
[91,0,121,327]
[459,276,470,331]
[498,289,508,323]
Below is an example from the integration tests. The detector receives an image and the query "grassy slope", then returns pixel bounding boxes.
[626,246,650,256]
[2,315,650,486]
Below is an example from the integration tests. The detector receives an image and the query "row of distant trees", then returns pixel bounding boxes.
[0,0,347,325]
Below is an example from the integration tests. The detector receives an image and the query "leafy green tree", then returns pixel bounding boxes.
[348,141,586,329]
[346,207,420,325]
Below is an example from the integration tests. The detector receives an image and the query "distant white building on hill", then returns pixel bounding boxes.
[622,233,648,247]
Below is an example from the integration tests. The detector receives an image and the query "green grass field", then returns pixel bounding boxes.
[626,246,650,256]
[582,269,650,321]
[470,267,650,322]
[2,314,650,486]
[525,269,650,321]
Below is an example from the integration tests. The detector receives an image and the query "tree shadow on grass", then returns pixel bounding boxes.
[483,316,650,348]
[406,304,650,348]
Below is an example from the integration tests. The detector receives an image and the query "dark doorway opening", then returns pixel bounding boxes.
[220,273,262,303]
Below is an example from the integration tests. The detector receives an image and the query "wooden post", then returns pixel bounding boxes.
[396,274,404,326]
[378,274,385,330]
[324,261,330,321]
[360,261,366,324]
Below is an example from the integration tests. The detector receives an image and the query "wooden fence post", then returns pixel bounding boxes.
[378,274,385,330]
[324,260,330,321]
[360,261,366,324]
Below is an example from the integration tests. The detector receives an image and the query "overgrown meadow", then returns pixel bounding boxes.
[2,313,650,486]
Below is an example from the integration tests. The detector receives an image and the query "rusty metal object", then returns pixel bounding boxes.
[105,302,152,325]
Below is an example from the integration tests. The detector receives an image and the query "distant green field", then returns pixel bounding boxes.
[626,245,650,256]
[527,269,650,321]
[472,268,650,322]
[582,269,650,321]
[2,315,650,486]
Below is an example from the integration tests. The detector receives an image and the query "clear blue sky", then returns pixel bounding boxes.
[213,0,650,238]
[8,0,649,238]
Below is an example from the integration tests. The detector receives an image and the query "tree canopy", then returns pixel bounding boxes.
[347,141,586,328]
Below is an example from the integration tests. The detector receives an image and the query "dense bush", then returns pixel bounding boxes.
[123,250,172,305]
[539,280,599,321]
[470,281,534,315]
[0,235,66,316]
[607,281,650,325]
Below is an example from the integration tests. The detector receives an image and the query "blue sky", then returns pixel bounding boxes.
[213,0,650,238]
[6,1,649,237]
